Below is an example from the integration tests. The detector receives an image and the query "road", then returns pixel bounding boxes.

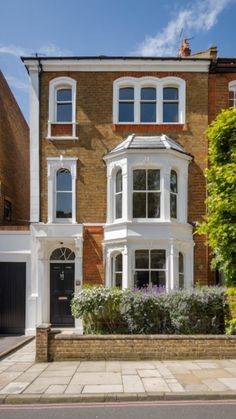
[0,401,236,419]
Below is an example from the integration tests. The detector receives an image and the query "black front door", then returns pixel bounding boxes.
[50,263,75,327]
[0,262,26,335]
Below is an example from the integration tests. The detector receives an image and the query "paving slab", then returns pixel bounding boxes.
[123,375,145,393]
[0,336,34,360]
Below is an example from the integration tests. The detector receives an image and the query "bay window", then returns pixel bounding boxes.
[133,169,160,218]
[134,249,166,288]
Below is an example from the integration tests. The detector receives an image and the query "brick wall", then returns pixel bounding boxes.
[0,71,29,226]
[83,226,104,285]
[209,72,236,123]
[36,326,236,361]
[39,70,209,284]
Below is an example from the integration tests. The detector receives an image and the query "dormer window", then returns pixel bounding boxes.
[48,77,77,140]
[113,77,186,124]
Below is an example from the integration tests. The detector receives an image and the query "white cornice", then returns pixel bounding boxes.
[22,58,210,73]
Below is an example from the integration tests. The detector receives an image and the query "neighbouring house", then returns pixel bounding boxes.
[1,41,234,335]
[0,70,30,335]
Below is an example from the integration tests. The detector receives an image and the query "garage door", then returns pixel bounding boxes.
[0,262,26,335]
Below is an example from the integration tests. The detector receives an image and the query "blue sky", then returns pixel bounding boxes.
[0,0,235,120]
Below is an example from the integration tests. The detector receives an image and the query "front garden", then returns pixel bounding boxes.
[71,286,235,335]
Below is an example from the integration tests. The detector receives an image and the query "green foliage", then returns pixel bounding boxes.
[197,108,236,284]
[71,286,227,335]
[225,319,236,335]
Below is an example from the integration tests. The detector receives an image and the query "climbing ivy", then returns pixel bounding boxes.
[197,108,236,285]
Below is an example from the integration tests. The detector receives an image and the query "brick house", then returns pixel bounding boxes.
[17,44,236,334]
[0,71,30,334]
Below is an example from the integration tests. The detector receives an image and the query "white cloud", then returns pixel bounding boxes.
[0,43,72,57]
[136,0,233,56]
[5,75,28,91]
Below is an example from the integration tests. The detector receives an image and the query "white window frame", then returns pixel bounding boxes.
[48,77,77,140]
[178,251,184,289]
[113,76,186,124]
[111,252,123,288]
[114,168,123,220]
[229,81,236,107]
[47,157,78,224]
[132,168,161,220]
[134,248,166,289]
[170,169,178,220]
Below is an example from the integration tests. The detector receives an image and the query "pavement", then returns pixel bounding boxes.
[1,340,236,404]
[0,336,34,360]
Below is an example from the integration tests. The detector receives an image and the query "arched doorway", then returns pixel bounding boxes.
[50,247,75,327]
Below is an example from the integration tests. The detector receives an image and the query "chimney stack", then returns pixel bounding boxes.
[179,39,191,57]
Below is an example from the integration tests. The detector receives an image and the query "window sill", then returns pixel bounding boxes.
[47,136,79,141]
[112,123,187,133]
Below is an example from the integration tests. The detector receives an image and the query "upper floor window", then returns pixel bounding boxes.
[4,199,12,222]
[170,170,178,219]
[56,88,72,122]
[48,77,77,139]
[47,157,78,224]
[229,81,236,107]
[133,169,160,218]
[115,169,123,219]
[113,77,186,125]
[56,168,72,219]
[134,249,166,288]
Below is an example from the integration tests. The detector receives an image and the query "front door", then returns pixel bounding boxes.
[50,263,75,327]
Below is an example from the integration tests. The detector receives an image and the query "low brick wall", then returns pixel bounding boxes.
[36,324,236,362]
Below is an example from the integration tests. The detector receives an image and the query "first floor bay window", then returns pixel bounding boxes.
[112,253,123,288]
[134,249,166,288]
[133,169,160,218]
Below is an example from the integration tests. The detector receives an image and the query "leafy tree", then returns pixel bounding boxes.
[197,108,236,285]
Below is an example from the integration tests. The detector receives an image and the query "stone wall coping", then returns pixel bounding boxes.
[37,323,51,329]
[53,333,236,341]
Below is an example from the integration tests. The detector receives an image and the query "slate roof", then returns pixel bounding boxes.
[106,134,191,156]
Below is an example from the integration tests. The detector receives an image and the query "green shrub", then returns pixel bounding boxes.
[225,319,236,335]
[71,286,227,335]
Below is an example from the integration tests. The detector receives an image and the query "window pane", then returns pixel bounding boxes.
[57,169,72,191]
[148,170,160,190]
[133,170,146,190]
[179,252,184,272]
[141,87,156,100]
[141,103,156,122]
[57,89,72,101]
[115,254,122,272]
[135,271,149,288]
[115,273,122,289]
[179,273,184,289]
[57,103,72,122]
[133,192,146,217]
[135,250,149,269]
[170,170,177,193]
[163,87,178,100]
[115,194,122,219]
[148,193,160,218]
[119,87,134,100]
[151,271,166,287]
[119,103,134,122]
[56,192,72,218]
[170,194,177,218]
[151,250,166,269]
[116,170,122,192]
[163,103,179,123]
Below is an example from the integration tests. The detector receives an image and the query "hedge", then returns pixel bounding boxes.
[71,286,227,335]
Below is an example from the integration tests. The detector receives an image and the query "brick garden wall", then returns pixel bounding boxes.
[36,325,236,362]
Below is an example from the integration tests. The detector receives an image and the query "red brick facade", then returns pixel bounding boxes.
[0,71,29,226]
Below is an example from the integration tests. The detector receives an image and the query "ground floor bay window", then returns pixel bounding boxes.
[134,249,166,288]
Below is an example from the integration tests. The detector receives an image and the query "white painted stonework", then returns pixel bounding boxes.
[104,134,194,291]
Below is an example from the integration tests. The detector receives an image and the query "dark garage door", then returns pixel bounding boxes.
[0,262,26,335]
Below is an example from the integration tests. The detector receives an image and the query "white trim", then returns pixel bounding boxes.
[48,77,77,139]
[23,58,210,73]
[113,76,186,124]
[29,65,40,222]
[229,80,236,107]
[47,157,78,224]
